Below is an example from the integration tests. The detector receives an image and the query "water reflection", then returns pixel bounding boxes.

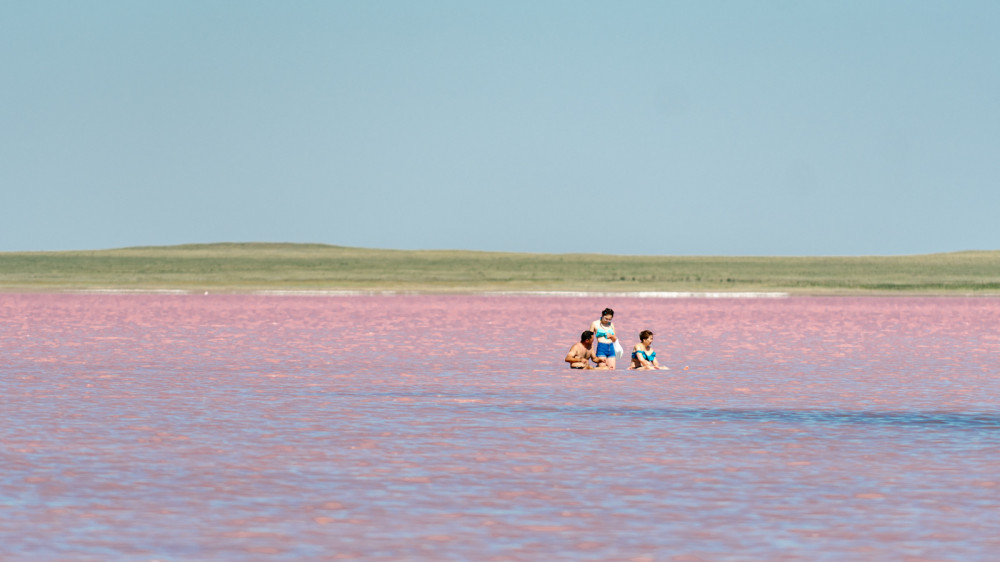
[547,407,1000,428]
[318,388,1000,428]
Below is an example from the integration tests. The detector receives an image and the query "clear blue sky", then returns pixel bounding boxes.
[2,1,998,255]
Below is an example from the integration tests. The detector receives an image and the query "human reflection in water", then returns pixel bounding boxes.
[628,330,670,371]
[565,330,608,370]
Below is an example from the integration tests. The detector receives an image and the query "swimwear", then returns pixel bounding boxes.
[631,349,656,363]
[594,323,615,340]
[596,341,615,358]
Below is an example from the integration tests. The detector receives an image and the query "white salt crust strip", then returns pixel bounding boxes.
[70,289,192,295]
[480,291,790,298]
[256,290,790,298]
[65,289,789,298]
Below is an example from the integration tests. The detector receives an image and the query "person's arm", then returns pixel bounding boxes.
[648,349,669,370]
[636,348,653,369]
[609,322,617,342]
[589,349,605,365]
[565,346,580,364]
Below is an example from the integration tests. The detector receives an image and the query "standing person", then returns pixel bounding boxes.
[589,308,619,370]
[629,330,669,370]
[565,331,607,369]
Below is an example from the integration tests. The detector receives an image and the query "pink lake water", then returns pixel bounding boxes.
[2,293,999,560]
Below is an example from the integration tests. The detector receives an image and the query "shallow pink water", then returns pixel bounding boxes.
[2,293,999,560]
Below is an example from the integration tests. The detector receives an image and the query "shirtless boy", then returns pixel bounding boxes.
[565,330,608,369]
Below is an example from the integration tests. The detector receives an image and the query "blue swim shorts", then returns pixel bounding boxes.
[596,341,615,358]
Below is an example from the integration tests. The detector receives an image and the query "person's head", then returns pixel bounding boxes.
[581,330,595,344]
[601,308,614,323]
[639,330,654,344]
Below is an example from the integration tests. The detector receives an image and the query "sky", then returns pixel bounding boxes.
[2,1,998,256]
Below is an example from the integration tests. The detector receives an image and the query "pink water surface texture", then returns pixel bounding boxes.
[2,293,999,560]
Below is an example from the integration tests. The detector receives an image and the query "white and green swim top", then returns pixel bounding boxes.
[595,322,614,339]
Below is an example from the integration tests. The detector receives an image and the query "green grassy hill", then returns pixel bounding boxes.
[1,243,998,294]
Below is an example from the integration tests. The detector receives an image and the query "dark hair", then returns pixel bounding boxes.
[601,308,614,318]
[639,330,654,341]
[581,330,594,342]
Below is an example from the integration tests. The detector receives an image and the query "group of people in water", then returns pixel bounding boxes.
[565,308,669,370]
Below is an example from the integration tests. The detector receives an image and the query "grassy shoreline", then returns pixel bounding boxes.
[1,243,998,295]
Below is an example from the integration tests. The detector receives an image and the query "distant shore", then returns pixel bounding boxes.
[1,243,998,295]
